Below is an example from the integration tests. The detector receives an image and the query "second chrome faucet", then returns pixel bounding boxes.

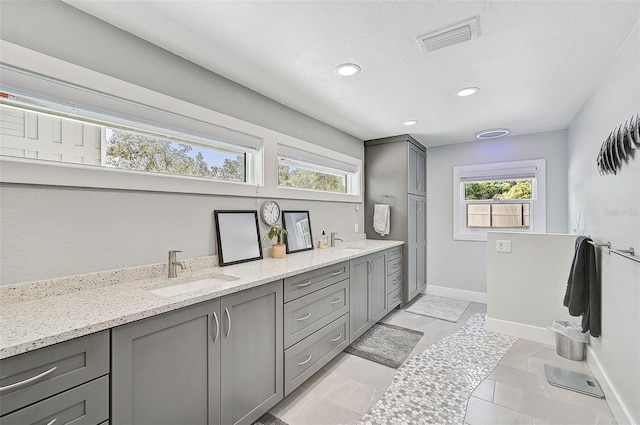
[330,232,343,247]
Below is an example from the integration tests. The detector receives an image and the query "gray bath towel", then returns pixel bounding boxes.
[563,236,601,337]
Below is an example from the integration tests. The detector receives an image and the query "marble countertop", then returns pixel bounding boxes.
[0,239,402,359]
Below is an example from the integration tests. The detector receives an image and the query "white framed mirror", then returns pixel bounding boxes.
[214,210,263,266]
[282,210,314,254]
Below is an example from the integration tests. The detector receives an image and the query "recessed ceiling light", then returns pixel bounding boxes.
[475,128,510,139]
[457,87,480,97]
[335,63,361,77]
[403,120,419,126]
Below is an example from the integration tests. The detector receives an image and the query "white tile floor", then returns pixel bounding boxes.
[268,302,617,425]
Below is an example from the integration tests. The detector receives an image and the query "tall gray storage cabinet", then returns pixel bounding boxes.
[364,135,426,304]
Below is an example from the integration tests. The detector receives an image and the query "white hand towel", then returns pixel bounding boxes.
[373,204,391,236]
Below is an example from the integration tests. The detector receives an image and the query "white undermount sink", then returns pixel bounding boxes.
[340,246,365,252]
[150,274,240,298]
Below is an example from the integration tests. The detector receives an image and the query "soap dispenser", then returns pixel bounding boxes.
[319,231,328,249]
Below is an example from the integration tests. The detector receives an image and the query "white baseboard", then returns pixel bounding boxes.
[425,285,487,304]
[586,346,636,425]
[484,317,555,345]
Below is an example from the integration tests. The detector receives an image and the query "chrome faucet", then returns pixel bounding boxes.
[330,232,343,248]
[168,250,186,278]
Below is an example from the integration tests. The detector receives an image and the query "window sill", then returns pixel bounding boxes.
[0,156,363,203]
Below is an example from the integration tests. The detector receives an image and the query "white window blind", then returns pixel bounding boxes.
[277,143,359,175]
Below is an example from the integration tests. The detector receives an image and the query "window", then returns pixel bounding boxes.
[277,144,360,196]
[0,87,261,185]
[453,160,546,241]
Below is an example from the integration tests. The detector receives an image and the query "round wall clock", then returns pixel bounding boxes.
[260,200,281,225]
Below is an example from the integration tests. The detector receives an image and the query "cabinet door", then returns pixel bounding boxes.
[406,195,426,303]
[111,300,220,425]
[417,242,427,292]
[220,281,283,425]
[350,252,387,342]
[349,255,371,342]
[408,144,426,196]
[369,252,387,323]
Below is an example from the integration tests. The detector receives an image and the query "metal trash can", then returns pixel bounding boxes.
[555,332,585,361]
[549,320,587,361]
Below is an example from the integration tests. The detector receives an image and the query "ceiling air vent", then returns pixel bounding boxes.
[416,17,479,53]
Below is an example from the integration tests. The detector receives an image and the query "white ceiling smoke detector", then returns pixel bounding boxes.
[475,128,510,139]
[416,17,479,53]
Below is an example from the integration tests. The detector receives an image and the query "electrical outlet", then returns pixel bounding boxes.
[355,223,359,233]
[496,240,512,253]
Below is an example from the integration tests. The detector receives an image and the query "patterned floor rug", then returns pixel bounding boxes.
[406,294,470,322]
[345,323,424,369]
[252,412,288,425]
[358,313,518,425]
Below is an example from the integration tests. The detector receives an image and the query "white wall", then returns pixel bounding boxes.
[567,21,640,425]
[0,1,365,284]
[486,232,576,345]
[426,130,569,297]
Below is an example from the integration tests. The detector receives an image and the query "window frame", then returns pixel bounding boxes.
[276,143,361,196]
[0,98,256,184]
[453,159,546,241]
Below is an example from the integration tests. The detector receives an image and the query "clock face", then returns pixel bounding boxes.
[261,201,280,225]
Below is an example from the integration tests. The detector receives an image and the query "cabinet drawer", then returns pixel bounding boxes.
[387,270,402,294]
[387,246,402,261]
[0,331,109,416]
[387,287,402,311]
[0,375,109,425]
[284,314,349,396]
[284,279,349,348]
[284,262,349,302]
[387,257,402,276]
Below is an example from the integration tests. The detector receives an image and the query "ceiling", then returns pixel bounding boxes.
[63,1,640,147]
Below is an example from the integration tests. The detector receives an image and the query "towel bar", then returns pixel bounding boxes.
[587,239,639,264]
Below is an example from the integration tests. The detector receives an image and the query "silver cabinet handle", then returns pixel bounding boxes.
[330,270,342,276]
[393,279,400,284]
[296,280,312,288]
[224,308,231,338]
[330,333,342,342]
[46,419,57,425]
[0,366,57,392]
[330,297,342,305]
[372,260,377,275]
[211,312,220,343]
[296,312,312,321]
[297,355,312,366]
[367,260,372,275]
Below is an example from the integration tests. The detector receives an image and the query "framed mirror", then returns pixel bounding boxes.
[214,210,263,266]
[282,210,314,254]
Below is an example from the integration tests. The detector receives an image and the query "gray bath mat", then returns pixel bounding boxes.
[252,412,288,425]
[344,323,424,369]
[359,314,518,425]
[406,294,470,322]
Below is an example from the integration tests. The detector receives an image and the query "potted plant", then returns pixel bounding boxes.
[268,225,288,258]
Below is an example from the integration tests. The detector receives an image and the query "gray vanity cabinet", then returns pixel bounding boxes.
[365,134,427,304]
[111,299,221,425]
[111,280,283,425]
[0,331,110,425]
[349,251,387,343]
